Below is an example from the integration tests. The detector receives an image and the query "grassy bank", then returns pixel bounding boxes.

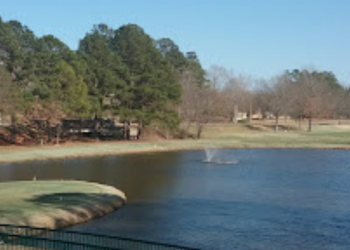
[0,121,350,164]
[0,180,126,229]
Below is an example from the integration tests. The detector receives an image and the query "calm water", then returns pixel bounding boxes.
[1,149,350,250]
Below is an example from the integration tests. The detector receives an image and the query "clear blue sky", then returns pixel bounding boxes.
[1,0,349,84]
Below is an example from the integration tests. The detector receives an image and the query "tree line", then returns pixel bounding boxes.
[190,66,349,136]
[0,18,205,135]
[0,17,349,142]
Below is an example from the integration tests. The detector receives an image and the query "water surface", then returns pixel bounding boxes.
[1,149,350,250]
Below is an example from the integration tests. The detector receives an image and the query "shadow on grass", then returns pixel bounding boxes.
[0,208,14,218]
[28,193,125,208]
[263,124,297,131]
[244,124,264,131]
[21,193,126,228]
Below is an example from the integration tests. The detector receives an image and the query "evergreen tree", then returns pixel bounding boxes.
[78,24,129,117]
[0,65,15,116]
[155,38,187,71]
[0,18,209,133]
[185,51,206,87]
[112,24,181,128]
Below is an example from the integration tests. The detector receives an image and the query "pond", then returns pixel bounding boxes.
[1,149,350,250]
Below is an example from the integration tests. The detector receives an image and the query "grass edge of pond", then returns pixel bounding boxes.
[0,180,126,229]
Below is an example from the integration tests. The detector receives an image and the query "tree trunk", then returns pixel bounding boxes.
[10,114,16,126]
[248,101,252,123]
[233,104,238,124]
[196,123,203,139]
[275,114,279,132]
[94,119,100,141]
[308,117,312,132]
[56,132,60,145]
[124,122,128,140]
[56,124,61,145]
[183,121,193,138]
[298,116,301,130]
[47,127,52,143]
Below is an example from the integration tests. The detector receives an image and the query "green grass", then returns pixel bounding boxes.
[198,122,350,148]
[0,180,125,228]
[0,121,350,164]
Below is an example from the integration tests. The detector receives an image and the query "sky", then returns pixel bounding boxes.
[0,0,349,84]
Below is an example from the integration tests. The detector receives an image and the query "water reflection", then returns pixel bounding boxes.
[2,149,350,249]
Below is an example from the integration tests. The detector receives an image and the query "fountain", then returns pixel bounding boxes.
[204,148,238,164]
[204,148,218,162]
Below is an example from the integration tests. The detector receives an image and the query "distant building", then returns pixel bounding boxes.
[236,112,248,121]
[251,111,263,120]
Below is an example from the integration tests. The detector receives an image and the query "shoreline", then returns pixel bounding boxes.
[1,136,350,164]
[0,180,126,229]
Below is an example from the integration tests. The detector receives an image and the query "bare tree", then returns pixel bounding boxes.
[206,65,256,124]
[23,102,66,144]
[223,75,252,123]
[180,69,219,139]
[207,65,231,90]
[257,75,290,131]
[332,88,350,124]
[288,70,333,132]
